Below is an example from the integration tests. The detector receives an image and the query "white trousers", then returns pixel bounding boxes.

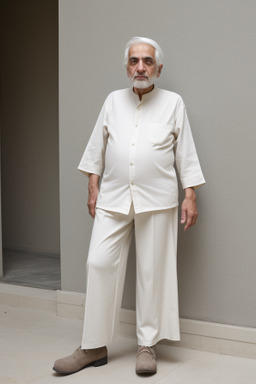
[81,204,180,349]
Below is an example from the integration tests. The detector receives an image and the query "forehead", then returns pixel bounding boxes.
[128,43,156,59]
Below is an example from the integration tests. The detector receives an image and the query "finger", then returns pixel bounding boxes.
[180,209,187,224]
[185,211,198,230]
[192,212,198,226]
[184,213,193,231]
[89,207,96,218]
[190,210,198,227]
[87,202,96,218]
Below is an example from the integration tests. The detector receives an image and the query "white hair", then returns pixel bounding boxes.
[124,36,164,67]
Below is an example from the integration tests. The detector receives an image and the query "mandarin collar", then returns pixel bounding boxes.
[130,85,157,104]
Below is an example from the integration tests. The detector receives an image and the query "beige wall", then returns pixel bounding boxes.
[1,0,59,254]
[59,0,256,327]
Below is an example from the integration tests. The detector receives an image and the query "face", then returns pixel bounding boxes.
[127,43,163,90]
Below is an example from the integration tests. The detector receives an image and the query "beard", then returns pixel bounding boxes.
[129,71,157,89]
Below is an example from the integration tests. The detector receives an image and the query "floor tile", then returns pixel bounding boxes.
[158,351,256,384]
[1,304,256,384]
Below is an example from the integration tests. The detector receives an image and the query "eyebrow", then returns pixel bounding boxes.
[129,56,155,61]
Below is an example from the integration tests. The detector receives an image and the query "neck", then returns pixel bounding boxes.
[133,84,154,100]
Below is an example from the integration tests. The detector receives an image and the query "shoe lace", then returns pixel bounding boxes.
[75,346,86,356]
[137,346,156,359]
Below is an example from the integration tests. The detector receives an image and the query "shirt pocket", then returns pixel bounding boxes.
[146,123,175,146]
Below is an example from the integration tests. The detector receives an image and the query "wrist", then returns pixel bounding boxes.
[88,174,99,191]
[184,187,196,200]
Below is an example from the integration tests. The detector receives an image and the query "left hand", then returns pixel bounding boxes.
[180,188,198,231]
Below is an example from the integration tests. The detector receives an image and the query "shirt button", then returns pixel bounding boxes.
[131,143,135,146]
[131,182,134,185]
[130,162,134,166]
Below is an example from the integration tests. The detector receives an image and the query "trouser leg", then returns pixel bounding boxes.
[81,207,134,349]
[135,207,180,346]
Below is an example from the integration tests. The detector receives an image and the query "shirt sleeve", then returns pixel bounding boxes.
[174,99,206,189]
[78,100,109,177]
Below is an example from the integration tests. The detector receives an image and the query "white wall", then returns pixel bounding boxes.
[59,0,256,328]
[1,0,59,254]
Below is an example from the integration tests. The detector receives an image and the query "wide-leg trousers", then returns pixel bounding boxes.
[81,204,180,349]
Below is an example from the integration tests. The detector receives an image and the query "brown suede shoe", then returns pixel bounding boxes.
[136,345,157,375]
[53,346,107,375]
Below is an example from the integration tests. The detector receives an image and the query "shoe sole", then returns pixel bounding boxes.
[136,368,156,375]
[53,356,108,375]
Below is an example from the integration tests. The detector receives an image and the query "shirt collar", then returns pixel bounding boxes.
[130,85,157,104]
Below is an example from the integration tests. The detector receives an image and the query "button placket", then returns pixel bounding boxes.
[129,103,142,189]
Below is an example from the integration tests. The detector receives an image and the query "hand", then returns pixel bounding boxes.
[87,174,100,218]
[180,188,198,231]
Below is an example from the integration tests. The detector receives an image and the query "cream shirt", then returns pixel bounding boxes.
[78,87,205,214]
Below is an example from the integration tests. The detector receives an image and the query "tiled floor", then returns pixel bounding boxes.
[0,249,60,290]
[1,304,256,384]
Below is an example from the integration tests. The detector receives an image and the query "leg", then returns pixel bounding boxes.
[53,207,134,374]
[82,207,134,348]
[135,207,180,347]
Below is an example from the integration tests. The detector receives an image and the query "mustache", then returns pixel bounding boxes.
[132,73,149,80]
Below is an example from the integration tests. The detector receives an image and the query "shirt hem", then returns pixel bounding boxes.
[96,202,179,215]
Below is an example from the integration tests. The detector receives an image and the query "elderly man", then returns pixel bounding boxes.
[53,37,205,375]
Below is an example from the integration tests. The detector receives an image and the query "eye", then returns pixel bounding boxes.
[144,58,154,65]
[129,58,138,65]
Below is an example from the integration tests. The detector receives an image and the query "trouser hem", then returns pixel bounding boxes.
[81,340,111,349]
[137,334,181,347]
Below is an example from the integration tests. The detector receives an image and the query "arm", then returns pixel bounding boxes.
[174,100,205,191]
[180,187,198,231]
[174,99,205,230]
[87,174,100,219]
[78,99,109,217]
[78,99,109,177]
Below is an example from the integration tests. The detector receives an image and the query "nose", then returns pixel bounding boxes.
[136,59,145,72]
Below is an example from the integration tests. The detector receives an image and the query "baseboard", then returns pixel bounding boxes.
[56,289,85,319]
[119,308,256,359]
[0,283,56,313]
[1,285,255,360]
[56,290,256,359]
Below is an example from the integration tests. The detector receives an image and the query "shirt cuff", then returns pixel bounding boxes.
[77,163,102,177]
[181,175,206,190]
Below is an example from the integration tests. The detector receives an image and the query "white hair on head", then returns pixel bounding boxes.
[124,36,164,67]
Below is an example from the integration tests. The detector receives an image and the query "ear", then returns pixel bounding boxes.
[156,64,163,78]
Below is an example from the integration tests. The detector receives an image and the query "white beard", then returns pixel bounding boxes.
[132,77,155,89]
[129,72,157,89]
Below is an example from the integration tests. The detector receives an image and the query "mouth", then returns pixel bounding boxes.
[134,76,148,80]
